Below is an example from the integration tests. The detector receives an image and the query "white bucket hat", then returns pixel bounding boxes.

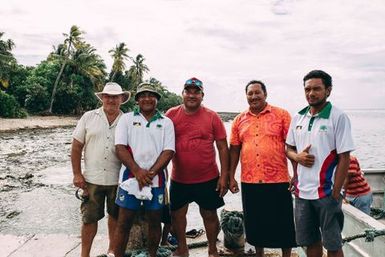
[95,82,131,104]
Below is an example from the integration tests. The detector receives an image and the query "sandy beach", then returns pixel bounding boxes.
[0,116,78,132]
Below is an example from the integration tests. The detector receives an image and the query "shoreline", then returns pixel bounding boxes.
[0,115,78,133]
[0,113,238,133]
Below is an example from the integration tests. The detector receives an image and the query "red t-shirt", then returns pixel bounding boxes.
[346,156,371,197]
[166,105,227,184]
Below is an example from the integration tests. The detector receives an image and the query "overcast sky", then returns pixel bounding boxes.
[2,0,385,113]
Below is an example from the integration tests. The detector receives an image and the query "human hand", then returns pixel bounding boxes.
[216,175,229,197]
[134,168,153,189]
[296,145,315,167]
[229,177,239,193]
[288,177,296,192]
[331,190,341,202]
[73,173,87,189]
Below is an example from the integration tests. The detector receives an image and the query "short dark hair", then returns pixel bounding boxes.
[245,80,267,94]
[303,70,332,88]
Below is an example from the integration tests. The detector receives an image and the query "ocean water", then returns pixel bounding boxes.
[224,109,385,168]
[347,109,385,168]
[0,109,384,235]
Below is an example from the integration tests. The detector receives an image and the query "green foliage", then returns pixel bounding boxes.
[110,71,132,90]
[109,42,130,81]
[48,25,107,113]
[0,90,27,118]
[158,91,182,112]
[25,83,50,113]
[6,64,33,106]
[79,87,98,113]
[20,61,58,113]
[1,26,182,117]
[0,32,17,89]
[52,85,81,114]
[128,54,149,90]
[148,78,182,112]
[30,61,61,91]
[120,97,136,113]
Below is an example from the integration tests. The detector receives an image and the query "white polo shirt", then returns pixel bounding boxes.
[286,102,355,199]
[72,107,122,185]
[115,109,175,188]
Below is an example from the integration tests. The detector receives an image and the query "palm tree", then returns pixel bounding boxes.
[128,54,149,91]
[68,43,107,90]
[0,32,16,89]
[109,42,130,81]
[48,25,83,113]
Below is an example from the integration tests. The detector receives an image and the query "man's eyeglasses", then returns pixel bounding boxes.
[185,78,203,87]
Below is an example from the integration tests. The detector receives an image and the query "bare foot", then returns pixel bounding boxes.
[172,250,189,257]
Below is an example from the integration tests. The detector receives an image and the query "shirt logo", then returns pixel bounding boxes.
[156,124,162,128]
[158,194,164,204]
[319,125,327,132]
[133,122,141,127]
[296,125,302,130]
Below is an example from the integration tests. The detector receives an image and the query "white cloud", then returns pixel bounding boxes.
[2,0,385,111]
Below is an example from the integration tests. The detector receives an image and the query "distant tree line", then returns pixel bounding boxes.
[0,26,182,118]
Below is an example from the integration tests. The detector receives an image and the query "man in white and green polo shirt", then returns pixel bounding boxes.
[112,83,175,257]
[286,70,354,257]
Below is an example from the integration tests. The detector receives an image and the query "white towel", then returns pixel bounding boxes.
[120,178,153,200]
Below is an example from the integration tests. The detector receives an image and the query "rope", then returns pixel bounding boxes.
[125,241,209,257]
[161,240,209,251]
[342,229,385,244]
[220,209,244,249]
[125,247,172,257]
[370,207,385,220]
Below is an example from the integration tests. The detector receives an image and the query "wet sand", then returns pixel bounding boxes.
[0,120,301,256]
[0,116,78,133]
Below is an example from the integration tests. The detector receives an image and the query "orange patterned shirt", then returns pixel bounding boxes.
[230,104,291,183]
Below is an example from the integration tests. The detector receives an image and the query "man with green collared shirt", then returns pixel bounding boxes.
[112,82,175,257]
[286,70,355,257]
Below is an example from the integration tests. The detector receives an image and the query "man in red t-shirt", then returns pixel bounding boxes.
[166,77,229,257]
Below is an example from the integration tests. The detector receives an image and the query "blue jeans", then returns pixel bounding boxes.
[346,192,373,215]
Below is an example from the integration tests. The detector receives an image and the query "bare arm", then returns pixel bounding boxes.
[71,139,86,189]
[332,151,351,200]
[229,144,241,193]
[149,150,175,177]
[215,138,230,197]
[286,144,315,168]
[286,144,299,191]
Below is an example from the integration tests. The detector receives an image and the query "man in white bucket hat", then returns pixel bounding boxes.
[71,82,131,257]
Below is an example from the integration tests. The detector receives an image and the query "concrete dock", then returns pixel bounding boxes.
[0,233,301,257]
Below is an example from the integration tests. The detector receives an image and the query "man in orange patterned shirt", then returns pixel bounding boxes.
[229,80,296,257]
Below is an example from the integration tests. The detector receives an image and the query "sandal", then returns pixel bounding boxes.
[185,228,205,238]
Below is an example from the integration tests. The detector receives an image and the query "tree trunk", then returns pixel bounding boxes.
[111,71,116,82]
[48,59,66,113]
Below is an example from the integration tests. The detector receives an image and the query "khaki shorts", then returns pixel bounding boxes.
[81,182,119,224]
